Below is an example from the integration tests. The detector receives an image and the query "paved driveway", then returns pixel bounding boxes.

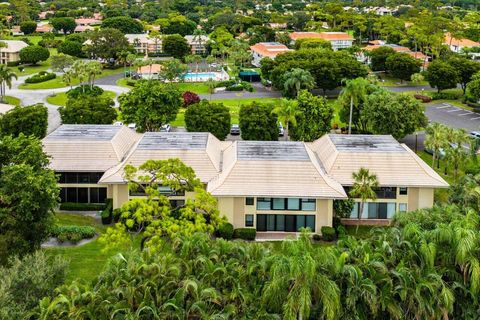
[425,102,480,132]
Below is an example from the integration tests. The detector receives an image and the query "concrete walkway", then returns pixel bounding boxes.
[9,75,129,134]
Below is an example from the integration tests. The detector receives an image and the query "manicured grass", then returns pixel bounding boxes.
[45,212,138,283]
[19,67,124,89]
[3,96,21,106]
[377,73,429,87]
[116,77,133,88]
[47,90,117,107]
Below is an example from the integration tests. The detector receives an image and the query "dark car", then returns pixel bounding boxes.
[230,124,240,135]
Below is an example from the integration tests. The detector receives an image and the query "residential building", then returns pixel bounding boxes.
[361,42,429,69]
[75,18,102,26]
[74,25,94,33]
[136,64,163,79]
[444,32,480,54]
[250,42,291,67]
[43,125,448,233]
[0,40,28,64]
[184,35,209,55]
[125,34,161,55]
[289,32,354,50]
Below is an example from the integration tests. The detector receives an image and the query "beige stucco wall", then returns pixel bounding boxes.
[112,184,129,209]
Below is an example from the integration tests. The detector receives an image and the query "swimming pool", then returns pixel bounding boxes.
[183,72,218,81]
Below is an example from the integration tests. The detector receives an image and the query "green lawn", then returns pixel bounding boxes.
[13,48,59,77]
[3,96,21,106]
[47,90,117,107]
[20,67,124,90]
[172,97,281,127]
[45,213,138,283]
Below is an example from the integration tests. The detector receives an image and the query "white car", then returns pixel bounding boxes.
[127,123,136,130]
[113,121,123,126]
[470,131,480,139]
[160,124,171,132]
[278,122,285,137]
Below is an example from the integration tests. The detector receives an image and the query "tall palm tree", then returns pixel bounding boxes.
[424,122,447,169]
[272,98,301,141]
[206,55,215,72]
[62,69,74,89]
[85,61,102,88]
[349,167,379,221]
[192,28,206,55]
[283,68,315,98]
[0,64,16,102]
[445,128,469,182]
[339,77,369,135]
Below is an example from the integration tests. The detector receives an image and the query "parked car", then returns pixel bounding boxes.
[230,124,240,135]
[278,122,285,137]
[113,121,123,126]
[470,131,480,139]
[127,123,136,130]
[160,124,171,132]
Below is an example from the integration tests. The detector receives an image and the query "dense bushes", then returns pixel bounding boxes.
[0,251,67,319]
[429,91,463,100]
[225,81,254,92]
[50,225,96,243]
[233,228,256,240]
[321,226,336,241]
[0,104,48,139]
[101,199,113,225]
[182,91,200,106]
[66,85,104,99]
[25,71,56,83]
[217,223,234,240]
[40,205,480,319]
[59,202,106,211]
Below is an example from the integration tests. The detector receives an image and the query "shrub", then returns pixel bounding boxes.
[182,91,200,107]
[59,202,106,211]
[430,91,462,100]
[25,72,56,83]
[217,223,234,240]
[51,225,96,243]
[333,199,355,219]
[6,61,20,67]
[215,80,236,88]
[17,66,24,72]
[321,226,336,241]
[112,208,122,223]
[233,228,256,241]
[336,225,347,238]
[66,85,104,99]
[312,233,322,241]
[101,199,113,225]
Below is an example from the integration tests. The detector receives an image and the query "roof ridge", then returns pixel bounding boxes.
[304,142,347,198]
[401,144,449,187]
[207,141,238,193]
[99,137,141,184]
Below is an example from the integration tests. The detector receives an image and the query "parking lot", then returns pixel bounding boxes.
[425,103,480,132]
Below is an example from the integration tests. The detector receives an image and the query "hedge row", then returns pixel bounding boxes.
[25,72,56,84]
[50,225,96,243]
[59,202,106,211]
[233,228,256,241]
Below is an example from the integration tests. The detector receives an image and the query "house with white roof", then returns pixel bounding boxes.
[0,40,28,64]
[43,125,448,232]
[184,35,209,55]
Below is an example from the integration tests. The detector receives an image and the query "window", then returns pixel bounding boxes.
[245,214,254,227]
[256,198,317,211]
[399,187,408,195]
[287,198,300,210]
[60,187,106,203]
[57,172,104,184]
[399,203,407,212]
[170,199,185,208]
[301,199,316,211]
[272,198,285,210]
[257,198,271,210]
[350,202,396,219]
[245,197,254,206]
[256,214,315,232]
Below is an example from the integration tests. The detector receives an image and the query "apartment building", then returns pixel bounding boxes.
[250,42,291,67]
[289,31,354,50]
[0,40,28,64]
[43,125,448,232]
[184,35,209,55]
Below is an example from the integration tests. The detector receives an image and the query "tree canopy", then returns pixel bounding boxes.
[101,16,144,34]
[185,100,231,140]
[59,96,117,125]
[239,102,278,141]
[119,80,182,132]
[0,104,48,139]
[19,45,50,65]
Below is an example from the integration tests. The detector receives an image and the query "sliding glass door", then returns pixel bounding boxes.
[256,214,315,232]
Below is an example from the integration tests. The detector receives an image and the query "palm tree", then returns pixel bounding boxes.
[0,64,16,102]
[205,78,217,100]
[192,28,206,55]
[206,55,215,72]
[283,68,315,98]
[118,50,130,78]
[85,61,102,88]
[126,53,136,77]
[424,122,447,169]
[62,69,74,89]
[445,128,469,182]
[72,60,88,92]
[272,98,301,141]
[339,77,369,135]
[349,167,379,221]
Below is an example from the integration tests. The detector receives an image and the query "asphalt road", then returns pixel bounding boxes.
[425,102,480,132]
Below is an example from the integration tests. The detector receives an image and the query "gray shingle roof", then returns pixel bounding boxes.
[236,141,309,161]
[137,132,209,150]
[44,125,122,141]
[328,134,406,152]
